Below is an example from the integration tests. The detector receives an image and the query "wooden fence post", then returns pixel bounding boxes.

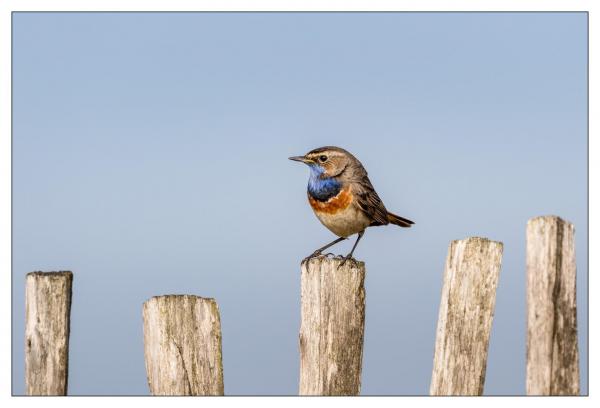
[430,237,503,396]
[299,256,366,395]
[142,295,224,395]
[25,271,73,396]
[526,216,579,395]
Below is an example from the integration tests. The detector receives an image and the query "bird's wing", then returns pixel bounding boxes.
[353,178,390,226]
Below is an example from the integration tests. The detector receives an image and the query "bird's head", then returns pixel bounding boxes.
[288,146,355,179]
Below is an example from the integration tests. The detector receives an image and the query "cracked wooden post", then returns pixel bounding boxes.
[299,256,366,395]
[430,237,503,396]
[142,295,224,395]
[25,271,73,396]
[526,216,579,395]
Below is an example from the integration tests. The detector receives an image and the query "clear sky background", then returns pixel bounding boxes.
[12,12,587,395]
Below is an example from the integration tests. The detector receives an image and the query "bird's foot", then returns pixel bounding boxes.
[302,250,323,263]
[302,251,342,264]
[338,253,356,268]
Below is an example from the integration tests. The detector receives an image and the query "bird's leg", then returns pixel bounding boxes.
[304,236,347,261]
[339,230,365,267]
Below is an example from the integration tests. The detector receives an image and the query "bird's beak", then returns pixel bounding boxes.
[288,155,310,164]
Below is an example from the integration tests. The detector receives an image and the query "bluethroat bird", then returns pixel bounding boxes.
[289,146,414,265]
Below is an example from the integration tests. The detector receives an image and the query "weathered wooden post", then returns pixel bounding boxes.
[142,295,224,395]
[526,216,579,395]
[299,256,366,395]
[430,237,503,396]
[25,271,73,396]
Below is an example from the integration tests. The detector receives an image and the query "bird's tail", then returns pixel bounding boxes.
[387,211,414,228]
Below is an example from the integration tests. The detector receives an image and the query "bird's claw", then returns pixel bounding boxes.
[302,251,322,263]
[338,254,355,268]
[302,249,355,268]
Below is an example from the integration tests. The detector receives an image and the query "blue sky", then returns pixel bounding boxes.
[12,12,587,395]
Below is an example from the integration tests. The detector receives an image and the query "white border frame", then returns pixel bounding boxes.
[1,1,595,407]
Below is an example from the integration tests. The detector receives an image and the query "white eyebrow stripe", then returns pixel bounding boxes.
[308,151,343,159]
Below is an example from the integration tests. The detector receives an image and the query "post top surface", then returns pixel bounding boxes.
[26,271,73,278]
[145,294,217,303]
[301,255,365,269]
[527,215,572,226]
[451,236,503,248]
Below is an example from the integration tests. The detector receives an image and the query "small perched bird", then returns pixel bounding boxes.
[289,146,414,264]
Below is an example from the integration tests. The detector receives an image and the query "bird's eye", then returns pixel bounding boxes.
[319,155,328,162]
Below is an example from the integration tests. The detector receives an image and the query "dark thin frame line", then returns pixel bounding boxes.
[10,10,590,397]
[8,11,593,13]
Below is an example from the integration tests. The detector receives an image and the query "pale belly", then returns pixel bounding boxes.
[313,203,371,238]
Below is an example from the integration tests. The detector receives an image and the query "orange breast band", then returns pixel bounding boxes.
[308,186,353,214]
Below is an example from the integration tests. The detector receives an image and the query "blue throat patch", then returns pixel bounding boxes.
[307,164,342,202]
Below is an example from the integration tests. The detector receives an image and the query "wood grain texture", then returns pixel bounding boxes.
[430,237,503,396]
[526,216,579,395]
[25,271,73,396]
[142,295,224,395]
[299,256,366,395]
